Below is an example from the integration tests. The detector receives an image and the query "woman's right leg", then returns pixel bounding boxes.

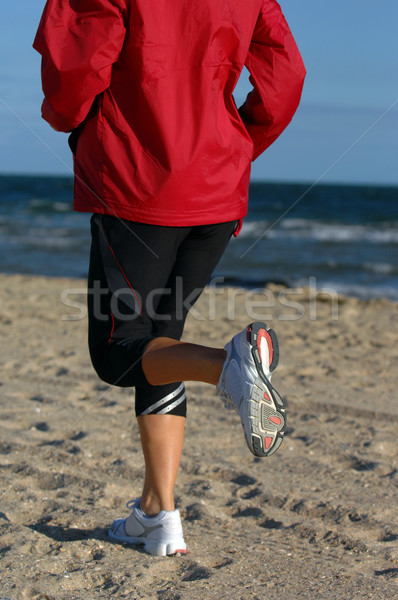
[141,337,226,385]
[134,220,237,515]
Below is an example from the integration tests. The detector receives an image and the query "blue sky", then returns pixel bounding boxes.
[1,1,397,184]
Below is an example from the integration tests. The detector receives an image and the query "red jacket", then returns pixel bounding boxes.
[34,0,305,226]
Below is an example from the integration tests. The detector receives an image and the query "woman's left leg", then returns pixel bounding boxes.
[136,221,237,516]
[137,413,185,515]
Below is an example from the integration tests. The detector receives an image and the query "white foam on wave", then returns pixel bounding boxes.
[4,234,77,249]
[363,262,396,275]
[238,221,268,238]
[316,280,398,301]
[28,199,70,212]
[53,202,70,212]
[239,219,398,244]
[29,198,46,207]
[289,276,398,301]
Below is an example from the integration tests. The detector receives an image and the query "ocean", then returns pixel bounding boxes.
[1,174,398,300]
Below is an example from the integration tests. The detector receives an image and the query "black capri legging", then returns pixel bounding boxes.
[87,214,236,417]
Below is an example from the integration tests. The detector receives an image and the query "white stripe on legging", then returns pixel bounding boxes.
[140,383,185,415]
[157,392,186,414]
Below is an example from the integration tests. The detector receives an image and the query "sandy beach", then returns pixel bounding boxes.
[0,272,397,599]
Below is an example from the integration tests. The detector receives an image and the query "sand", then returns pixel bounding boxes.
[0,273,397,599]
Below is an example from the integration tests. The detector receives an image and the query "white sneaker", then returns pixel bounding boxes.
[109,499,187,556]
[217,322,286,457]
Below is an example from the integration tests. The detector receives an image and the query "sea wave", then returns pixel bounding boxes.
[0,230,87,250]
[310,280,398,301]
[28,199,71,213]
[238,219,398,244]
[363,262,397,275]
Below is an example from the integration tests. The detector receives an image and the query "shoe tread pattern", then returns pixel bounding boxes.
[247,322,286,457]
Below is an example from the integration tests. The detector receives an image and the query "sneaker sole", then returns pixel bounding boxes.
[246,322,286,457]
[108,526,187,557]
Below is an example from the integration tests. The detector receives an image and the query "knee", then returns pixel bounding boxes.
[89,338,150,388]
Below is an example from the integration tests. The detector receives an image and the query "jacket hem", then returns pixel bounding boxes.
[73,197,247,227]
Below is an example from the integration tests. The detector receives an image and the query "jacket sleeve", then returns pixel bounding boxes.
[33,0,127,132]
[239,0,306,160]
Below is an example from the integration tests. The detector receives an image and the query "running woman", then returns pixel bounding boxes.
[34,0,306,556]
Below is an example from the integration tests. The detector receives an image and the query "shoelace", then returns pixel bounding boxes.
[126,498,139,510]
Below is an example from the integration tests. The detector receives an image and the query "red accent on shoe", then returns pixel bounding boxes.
[265,331,274,366]
[173,549,187,555]
[264,436,273,449]
[264,392,271,401]
[270,416,282,425]
[257,328,273,367]
[246,325,253,343]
